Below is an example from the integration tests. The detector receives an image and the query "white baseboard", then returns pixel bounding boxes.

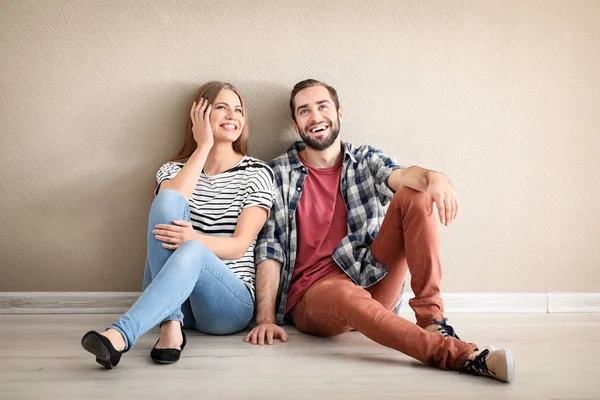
[397,292,548,314]
[0,292,140,314]
[548,293,600,313]
[0,292,599,314]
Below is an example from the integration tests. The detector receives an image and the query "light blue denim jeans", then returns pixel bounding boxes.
[108,189,254,351]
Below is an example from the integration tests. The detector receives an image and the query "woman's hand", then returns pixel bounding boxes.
[190,98,214,150]
[152,220,196,250]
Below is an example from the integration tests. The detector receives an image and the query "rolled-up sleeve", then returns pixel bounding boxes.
[154,162,184,195]
[362,146,403,203]
[243,165,275,217]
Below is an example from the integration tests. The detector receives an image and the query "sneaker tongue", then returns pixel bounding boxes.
[432,318,460,339]
[462,349,491,376]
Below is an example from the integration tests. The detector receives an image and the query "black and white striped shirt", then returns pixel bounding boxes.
[156,156,275,298]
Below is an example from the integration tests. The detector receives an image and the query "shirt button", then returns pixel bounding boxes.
[289,215,293,219]
[296,187,302,191]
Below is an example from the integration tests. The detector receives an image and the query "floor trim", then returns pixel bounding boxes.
[397,292,549,314]
[1,292,599,314]
[0,292,140,314]
[548,292,600,313]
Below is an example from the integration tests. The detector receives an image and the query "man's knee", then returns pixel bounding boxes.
[390,187,428,213]
[317,279,370,304]
[295,320,351,337]
[296,281,369,336]
[337,282,371,304]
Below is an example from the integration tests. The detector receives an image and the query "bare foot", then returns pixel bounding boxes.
[155,320,183,349]
[101,329,126,351]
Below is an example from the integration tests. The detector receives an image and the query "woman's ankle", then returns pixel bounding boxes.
[101,328,126,351]
[160,320,181,333]
[157,320,184,349]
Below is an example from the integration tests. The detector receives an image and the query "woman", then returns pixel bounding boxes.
[81,81,274,368]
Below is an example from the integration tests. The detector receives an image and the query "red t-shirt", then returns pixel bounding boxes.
[286,154,348,313]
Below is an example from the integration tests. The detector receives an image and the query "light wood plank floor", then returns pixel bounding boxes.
[0,313,599,399]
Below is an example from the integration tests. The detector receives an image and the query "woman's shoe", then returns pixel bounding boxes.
[81,331,124,369]
[150,327,187,364]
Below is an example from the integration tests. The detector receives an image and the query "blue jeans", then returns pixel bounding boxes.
[108,189,254,351]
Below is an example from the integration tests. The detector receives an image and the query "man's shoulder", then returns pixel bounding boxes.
[343,142,383,160]
[267,143,299,172]
[268,153,292,168]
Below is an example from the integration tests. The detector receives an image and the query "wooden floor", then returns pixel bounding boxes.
[0,313,599,399]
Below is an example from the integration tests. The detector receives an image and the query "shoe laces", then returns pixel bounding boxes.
[461,348,493,377]
[432,317,460,339]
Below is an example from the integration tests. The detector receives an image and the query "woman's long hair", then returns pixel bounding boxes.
[171,81,249,162]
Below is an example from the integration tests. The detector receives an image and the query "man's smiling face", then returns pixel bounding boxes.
[292,85,342,151]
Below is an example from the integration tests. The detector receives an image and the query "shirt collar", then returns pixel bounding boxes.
[286,141,357,170]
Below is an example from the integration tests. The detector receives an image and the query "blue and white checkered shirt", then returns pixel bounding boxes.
[255,141,403,324]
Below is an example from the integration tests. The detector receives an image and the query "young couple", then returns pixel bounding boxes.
[81,79,514,383]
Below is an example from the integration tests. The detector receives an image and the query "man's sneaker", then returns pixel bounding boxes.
[425,317,460,339]
[461,347,515,383]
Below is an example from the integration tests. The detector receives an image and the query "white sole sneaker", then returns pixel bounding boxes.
[504,349,515,382]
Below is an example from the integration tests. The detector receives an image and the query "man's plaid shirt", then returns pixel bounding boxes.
[255,141,403,325]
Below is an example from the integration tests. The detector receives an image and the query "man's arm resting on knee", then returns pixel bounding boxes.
[387,167,459,226]
[245,259,288,345]
[388,166,437,193]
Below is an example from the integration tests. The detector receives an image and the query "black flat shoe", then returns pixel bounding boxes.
[81,331,124,369]
[150,327,187,364]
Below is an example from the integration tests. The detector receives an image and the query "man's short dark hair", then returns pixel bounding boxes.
[290,79,340,123]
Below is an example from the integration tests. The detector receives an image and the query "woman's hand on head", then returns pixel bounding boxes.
[190,98,214,150]
[152,220,196,250]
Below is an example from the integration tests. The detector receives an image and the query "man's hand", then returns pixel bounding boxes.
[153,220,197,250]
[245,323,288,345]
[425,172,459,226]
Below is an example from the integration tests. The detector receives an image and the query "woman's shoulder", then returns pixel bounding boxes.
[156,161,185,179]
[231,157,274,192]
[239,156,274,177]
[240,155,269,168]
[158,160,185,170]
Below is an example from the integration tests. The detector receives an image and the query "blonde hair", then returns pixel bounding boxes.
[171,81,248,162]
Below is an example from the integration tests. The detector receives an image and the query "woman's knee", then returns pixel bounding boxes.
[172,240,212,266]
[155,188,187,204]
[156,240,213,278]
[149,189,189,224]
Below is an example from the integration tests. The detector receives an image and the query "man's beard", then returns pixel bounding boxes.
[299,117,341,151]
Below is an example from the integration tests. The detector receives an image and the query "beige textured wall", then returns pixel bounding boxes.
[1,0,599,292]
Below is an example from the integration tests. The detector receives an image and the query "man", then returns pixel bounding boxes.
[246,79,514,383]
